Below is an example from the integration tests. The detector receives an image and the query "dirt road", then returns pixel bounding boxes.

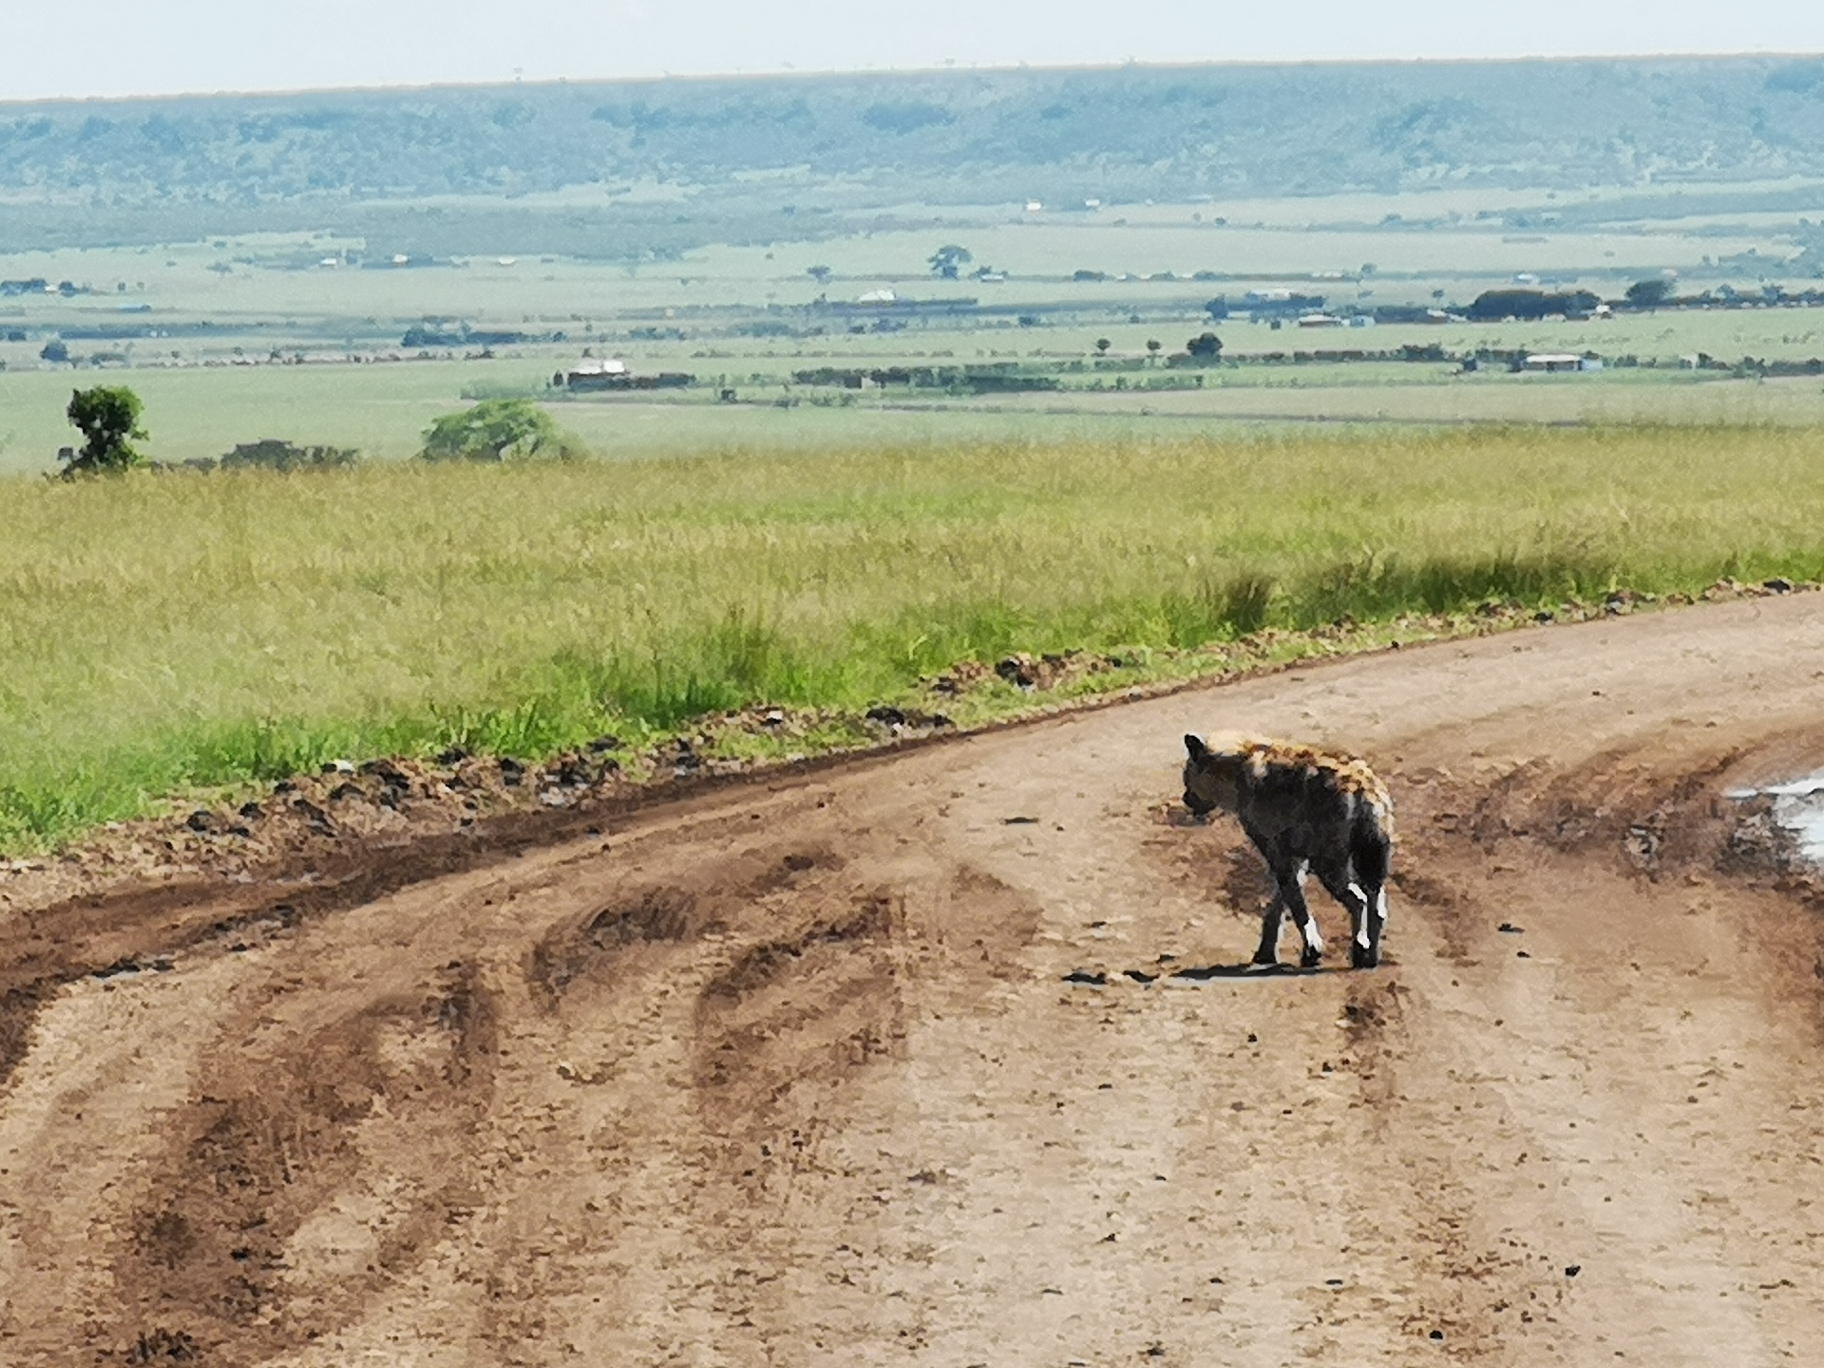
[6,596,1824,1366]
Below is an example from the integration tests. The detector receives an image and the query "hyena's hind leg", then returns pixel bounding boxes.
[1257,858,1324,970]
[1313,858,1373,969]
[1347,825,1394,969]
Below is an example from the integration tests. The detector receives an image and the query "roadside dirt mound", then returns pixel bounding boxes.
[7,594,1824,1364]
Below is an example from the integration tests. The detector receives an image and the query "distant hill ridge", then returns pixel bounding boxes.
[3,57,1824,252]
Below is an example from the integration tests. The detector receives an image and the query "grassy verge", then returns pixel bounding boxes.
[4,423,1824,851]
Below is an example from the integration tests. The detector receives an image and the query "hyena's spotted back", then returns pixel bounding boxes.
[1235,740,1394,844]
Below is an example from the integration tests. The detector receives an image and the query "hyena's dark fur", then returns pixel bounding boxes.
[1182,735,1394,970]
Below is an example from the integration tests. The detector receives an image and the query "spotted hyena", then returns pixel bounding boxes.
[1181,735,1394,970]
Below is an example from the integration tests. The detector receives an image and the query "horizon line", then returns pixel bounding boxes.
[4,48,1823,109]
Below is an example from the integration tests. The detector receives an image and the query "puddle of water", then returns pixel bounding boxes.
[1726,773,1824,862]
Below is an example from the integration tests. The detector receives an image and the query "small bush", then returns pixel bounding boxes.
[419,399,582,463]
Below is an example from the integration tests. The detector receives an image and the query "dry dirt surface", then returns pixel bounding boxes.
[7,597,1824,1366]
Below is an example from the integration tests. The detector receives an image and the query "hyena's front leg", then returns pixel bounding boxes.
[1278,861,1325,969]
[1256,859,1321,969]
[1251,885,1287,968]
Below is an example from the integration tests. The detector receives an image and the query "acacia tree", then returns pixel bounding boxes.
[1625,278,1673,309]
[1186,331,1223,360]
[63,385,147,475]
[928,244,972,279]
[419,399,578,462]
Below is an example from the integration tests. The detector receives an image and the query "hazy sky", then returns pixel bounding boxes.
[3,0,1823,102]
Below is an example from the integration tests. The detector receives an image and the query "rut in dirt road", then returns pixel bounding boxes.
[4,596,1824,1365]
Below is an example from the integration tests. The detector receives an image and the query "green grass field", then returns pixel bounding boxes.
[4,423,1824,850]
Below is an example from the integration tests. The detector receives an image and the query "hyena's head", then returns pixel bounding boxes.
[1182,734,1246,819]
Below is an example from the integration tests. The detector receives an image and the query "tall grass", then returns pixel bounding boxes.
[3,424,1823,848]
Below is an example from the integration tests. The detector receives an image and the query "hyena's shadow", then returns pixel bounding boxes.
[1167,960,1329,980]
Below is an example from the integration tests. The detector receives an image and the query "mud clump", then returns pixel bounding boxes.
[126,1327,201,1362]
[585,890,695,947]
[1722,794,1802,876]
[864,704,954,735]
[529,888,698,1002]
[931,650,1121,697]
[703,894,896,1004]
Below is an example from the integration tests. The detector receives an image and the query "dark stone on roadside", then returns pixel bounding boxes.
[185,810,216,833]
[586,735,622,753]
[292,797,335,835]
[327,782,363,802]
[1062,970,1107,986]
[1565,1264,1581,1277]
[238,801,263,820]
[498,756,525,786]
[1534,610,1554,623]
[995,655,1039,690]
[228,825,252,838]
[930,714,954,729]
[866,705,907,727]
[322,759,356,776]
[550,753,591,787]
[1498,922,1523,934]
[1765,577,1794,594]
[1430,1329,1445,1341]
[361,759,413,790]
[436,746,470,765]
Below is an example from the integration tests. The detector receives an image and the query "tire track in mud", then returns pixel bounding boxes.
[107,961,500,1362]
[10,597,1824,1363]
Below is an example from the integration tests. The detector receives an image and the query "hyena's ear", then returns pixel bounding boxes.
[1184,734,1208,760]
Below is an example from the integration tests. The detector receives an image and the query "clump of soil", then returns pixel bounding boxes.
[930,650,1123,696]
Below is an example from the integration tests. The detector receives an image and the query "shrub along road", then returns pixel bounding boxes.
[3,595,1824,1363]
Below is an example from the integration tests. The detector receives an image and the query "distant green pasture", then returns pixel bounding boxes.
[5,357,1824,476]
